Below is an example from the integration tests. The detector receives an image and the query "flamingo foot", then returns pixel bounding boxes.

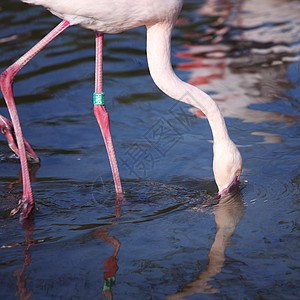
[10,197,35,220]
[0,116,40,164]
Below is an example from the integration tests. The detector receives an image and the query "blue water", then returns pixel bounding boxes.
[0,0,299,299]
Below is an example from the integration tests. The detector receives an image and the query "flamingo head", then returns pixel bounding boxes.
[213,139,242,195]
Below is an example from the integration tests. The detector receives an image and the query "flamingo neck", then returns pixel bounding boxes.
[146,22,230,142]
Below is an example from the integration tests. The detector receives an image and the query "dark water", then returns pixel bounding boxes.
[0,0,299,299]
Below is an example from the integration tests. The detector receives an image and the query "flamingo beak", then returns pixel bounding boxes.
[217,175,239,196]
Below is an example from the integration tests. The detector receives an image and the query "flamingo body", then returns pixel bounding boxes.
[22,0,183,33]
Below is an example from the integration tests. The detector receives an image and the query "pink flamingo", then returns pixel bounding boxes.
[0,0,242,219]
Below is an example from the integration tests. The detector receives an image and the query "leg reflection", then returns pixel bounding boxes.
[13,220,35,300]
[1,219,40,300]
[91,197,122,299]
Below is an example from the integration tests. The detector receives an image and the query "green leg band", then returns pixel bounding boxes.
[102,276,116,291]
[94,93,105,105]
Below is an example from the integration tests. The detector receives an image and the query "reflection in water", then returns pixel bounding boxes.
[1,171,122,300]
[177,0,299,142]
[13,220,35,300]
[168,187,245,298]
[1,219,37,300]
[91,197,122,299]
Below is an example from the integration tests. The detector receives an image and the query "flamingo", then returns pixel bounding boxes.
[0,0,242,219]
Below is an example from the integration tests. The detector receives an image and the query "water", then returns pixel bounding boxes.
[0,0,299,298]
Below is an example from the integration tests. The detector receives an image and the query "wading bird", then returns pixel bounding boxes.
[0,0,242,219]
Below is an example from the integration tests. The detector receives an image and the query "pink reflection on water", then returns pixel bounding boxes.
[176,0,300,143]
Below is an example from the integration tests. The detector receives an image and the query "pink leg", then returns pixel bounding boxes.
[0,115,39,163]
[93,32,123,196]
[0,20,70,219]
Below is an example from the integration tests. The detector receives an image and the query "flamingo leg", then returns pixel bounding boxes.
[0,115,39,163]
[0,20,70,219]
[93,32,123,196]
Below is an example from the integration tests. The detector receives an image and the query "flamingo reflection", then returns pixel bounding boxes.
[1,165,122,300]
[0,219,39,300]
[91,197,122,299]
[168,187,245,298]
[12,220,35,300]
